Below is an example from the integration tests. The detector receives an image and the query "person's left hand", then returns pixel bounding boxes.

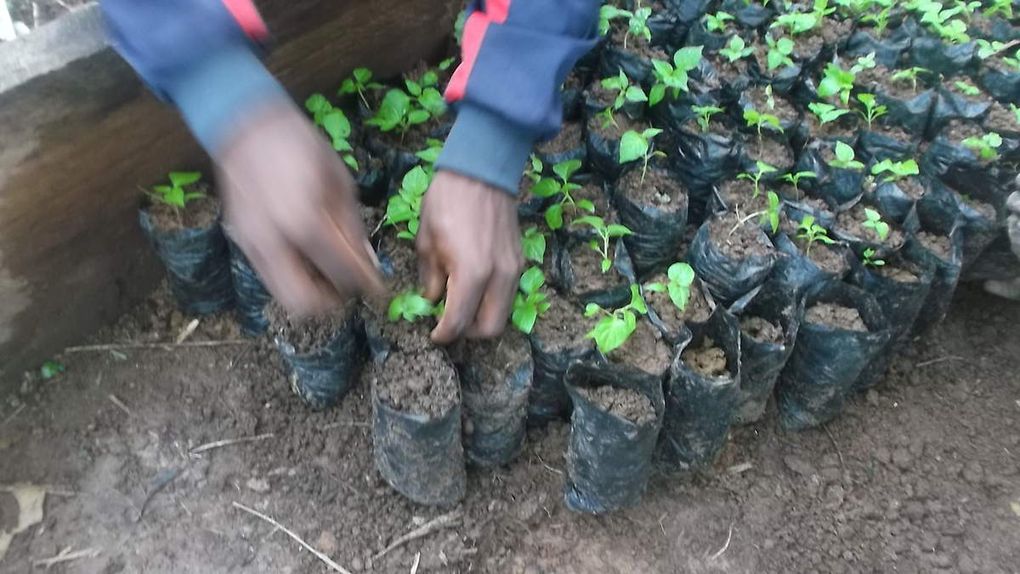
[417,171,523,344]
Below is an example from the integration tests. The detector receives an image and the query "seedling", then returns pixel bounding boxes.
[619,128,666,183]
[598,71,648,127]
[388,290,440,323]
[871,158,919,182]
[861,207,890,242]
[384,166,431,240]
[808,102,852,126]
[511,267,551,334]
[692,105,724,132]
[531,159,591,230]
[704,11,735,33]
[719,36,754,63]
[521,226,547,265]
[743,107,784,140]
[644,262,696,312]
[954,80,982,97]
[818,53,876,105]
[149,171,205,210]
[649,46,704,105]
[829,141,865,170]
[585,285,648,354]
[890,67,930,92]
[40,360,65,380]
[766,35,796,71]
[761,191,783,234]
[796,215,836,254]
[737,160,778,198]
[571,215,634,273]
[962,132,1003,161]
[338,67,383,108]
[861,247,885,267]
[856,93,887,129]
[781,171,818,193]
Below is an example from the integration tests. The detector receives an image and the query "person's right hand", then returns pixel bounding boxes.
[215,100,384,316]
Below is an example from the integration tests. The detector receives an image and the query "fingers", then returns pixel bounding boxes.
[431,268,487,345]
[466,264,520,340]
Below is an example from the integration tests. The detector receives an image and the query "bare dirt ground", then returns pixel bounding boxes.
[1,284,1018,573]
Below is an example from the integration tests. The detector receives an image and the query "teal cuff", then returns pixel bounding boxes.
[164,43,289,154]
[435,105,536,195]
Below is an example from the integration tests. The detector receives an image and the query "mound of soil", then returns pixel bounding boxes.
[806,302,867,332]
[371,346,458,417]
[574,385,656,425]
[682,338,729,377]
[266,302,354,354]
[741,316,784,344]
[146,187,219,231]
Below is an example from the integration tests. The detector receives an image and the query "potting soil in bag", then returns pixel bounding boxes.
[451,333,533,467]
[139,207,234,315]
[657,309,741,472]
[904,227,964,334]
[269,303,365,410]
[776,281,891,431]
[610,167,689,277]
[730,281,804,425]
[227,240,271,336]
[564,361,665,514]
[528,294,600,425]
[688,216,777,306]
[368,330,466,506]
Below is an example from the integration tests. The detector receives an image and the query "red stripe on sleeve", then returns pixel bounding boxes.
[445,0,513,103]
[221,0,268,40]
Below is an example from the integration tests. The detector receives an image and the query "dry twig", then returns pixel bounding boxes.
[232,501,353,574]
[190,433,274,455]
[373,510,463,561]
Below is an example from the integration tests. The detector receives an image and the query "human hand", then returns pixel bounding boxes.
[417,171,523,343]
[215,101,384,316]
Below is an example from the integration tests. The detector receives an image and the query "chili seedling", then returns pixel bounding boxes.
[829,141,865,170]
[585,285,648,354]
[644,262,696,312]
[532,159,591,231]
[571,215,634,273]
[796,214,836,255]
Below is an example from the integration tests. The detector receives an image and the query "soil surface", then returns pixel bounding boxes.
[617,167,686,212]
[607,320,673,377]
[0,285,1018,573]
[708,212,775,259]
[371,346,458,417]
[574,385,656,425]
[681,338,729,377]
[806,302,868,332]
[740,316,784,344]
[266,302,355,355]
[146,188,220,231]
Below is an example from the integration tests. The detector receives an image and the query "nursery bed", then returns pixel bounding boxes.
[0,284,1017,572]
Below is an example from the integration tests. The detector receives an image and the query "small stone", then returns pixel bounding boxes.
[246,478,270,493]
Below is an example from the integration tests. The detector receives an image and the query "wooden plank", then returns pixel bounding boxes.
[0,0,458,386]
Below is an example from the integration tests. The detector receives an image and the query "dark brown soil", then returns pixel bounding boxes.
[145,186,220,231]
[645,274,713,329]
[617,167,687,213]
[537,121,584,154]
[450,330,531,391]
[531,293,590,352]
[708,212,775,259]
[917,231,952,260]
[983,102,1020,133]
[835,203,906,248]
[574,384,656,425]
[370,345,458,417]
[681,337,729,377]
[806,302,867,332]
[741,316,784,344]
[589,113,647,142]
[743,136,795,169]
[607,320,672,376]
[265,302,355,355]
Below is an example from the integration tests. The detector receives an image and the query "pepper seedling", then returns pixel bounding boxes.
[704,11,735,33]
[649,46,704,106]
[871,158,919,182]
[766,34,796,71]
[856,93,887,129]
[521,226,547,265]
[719,36,754,63]
[531,159,591,230]
[796,214,836,254]
[598,71,648,128]
[571,215,634,273]
[338,67,383,109]
[150,171,205,210]
[761,191,783,235]
[861,207,890,242]
[781,170,817,194]
[511,267,552,334]
[962,132,1003,161]
[743,107,784,140]
[808,102,852,126]
[692,104,724,132]
[890,67,930,92]
[737,160,778,198]
[644,262,696,312]
[585,285,648,354]
[861,247,885,267]
[388,290,441,323]
[619,128,666,183]
[384,166,431,240]
[829,141,865,170]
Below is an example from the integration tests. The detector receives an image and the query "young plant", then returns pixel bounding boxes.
[649,46,704,105]
[761,191,783,235]
[511,267,551,334]
[585,285,648,354]
[808,102,852,126]
[571,216,633,273]
[644,262,696,312]
[856,93,887,129]
[861,207,890,242]
[149,171,205,210]
[861,247,885,267]
[598,71,648,127]
[829,141,865,170]
[962,132,1003,161]
[338,67,383,108]
[871,158,919,182]
[692,104,724,132]
[782,170,818,193]
[719,36,754,63]
[796,215,836,254]
[890,67,930,92]
[744,107,784,140]
[532,159,591,230]
[737,160,778,198]
[704,11,735,33]
[521,226,547,265]
[388,290,441,323]
[384,166,431,240]
[619,128,666,182]
[765,34,796,71]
